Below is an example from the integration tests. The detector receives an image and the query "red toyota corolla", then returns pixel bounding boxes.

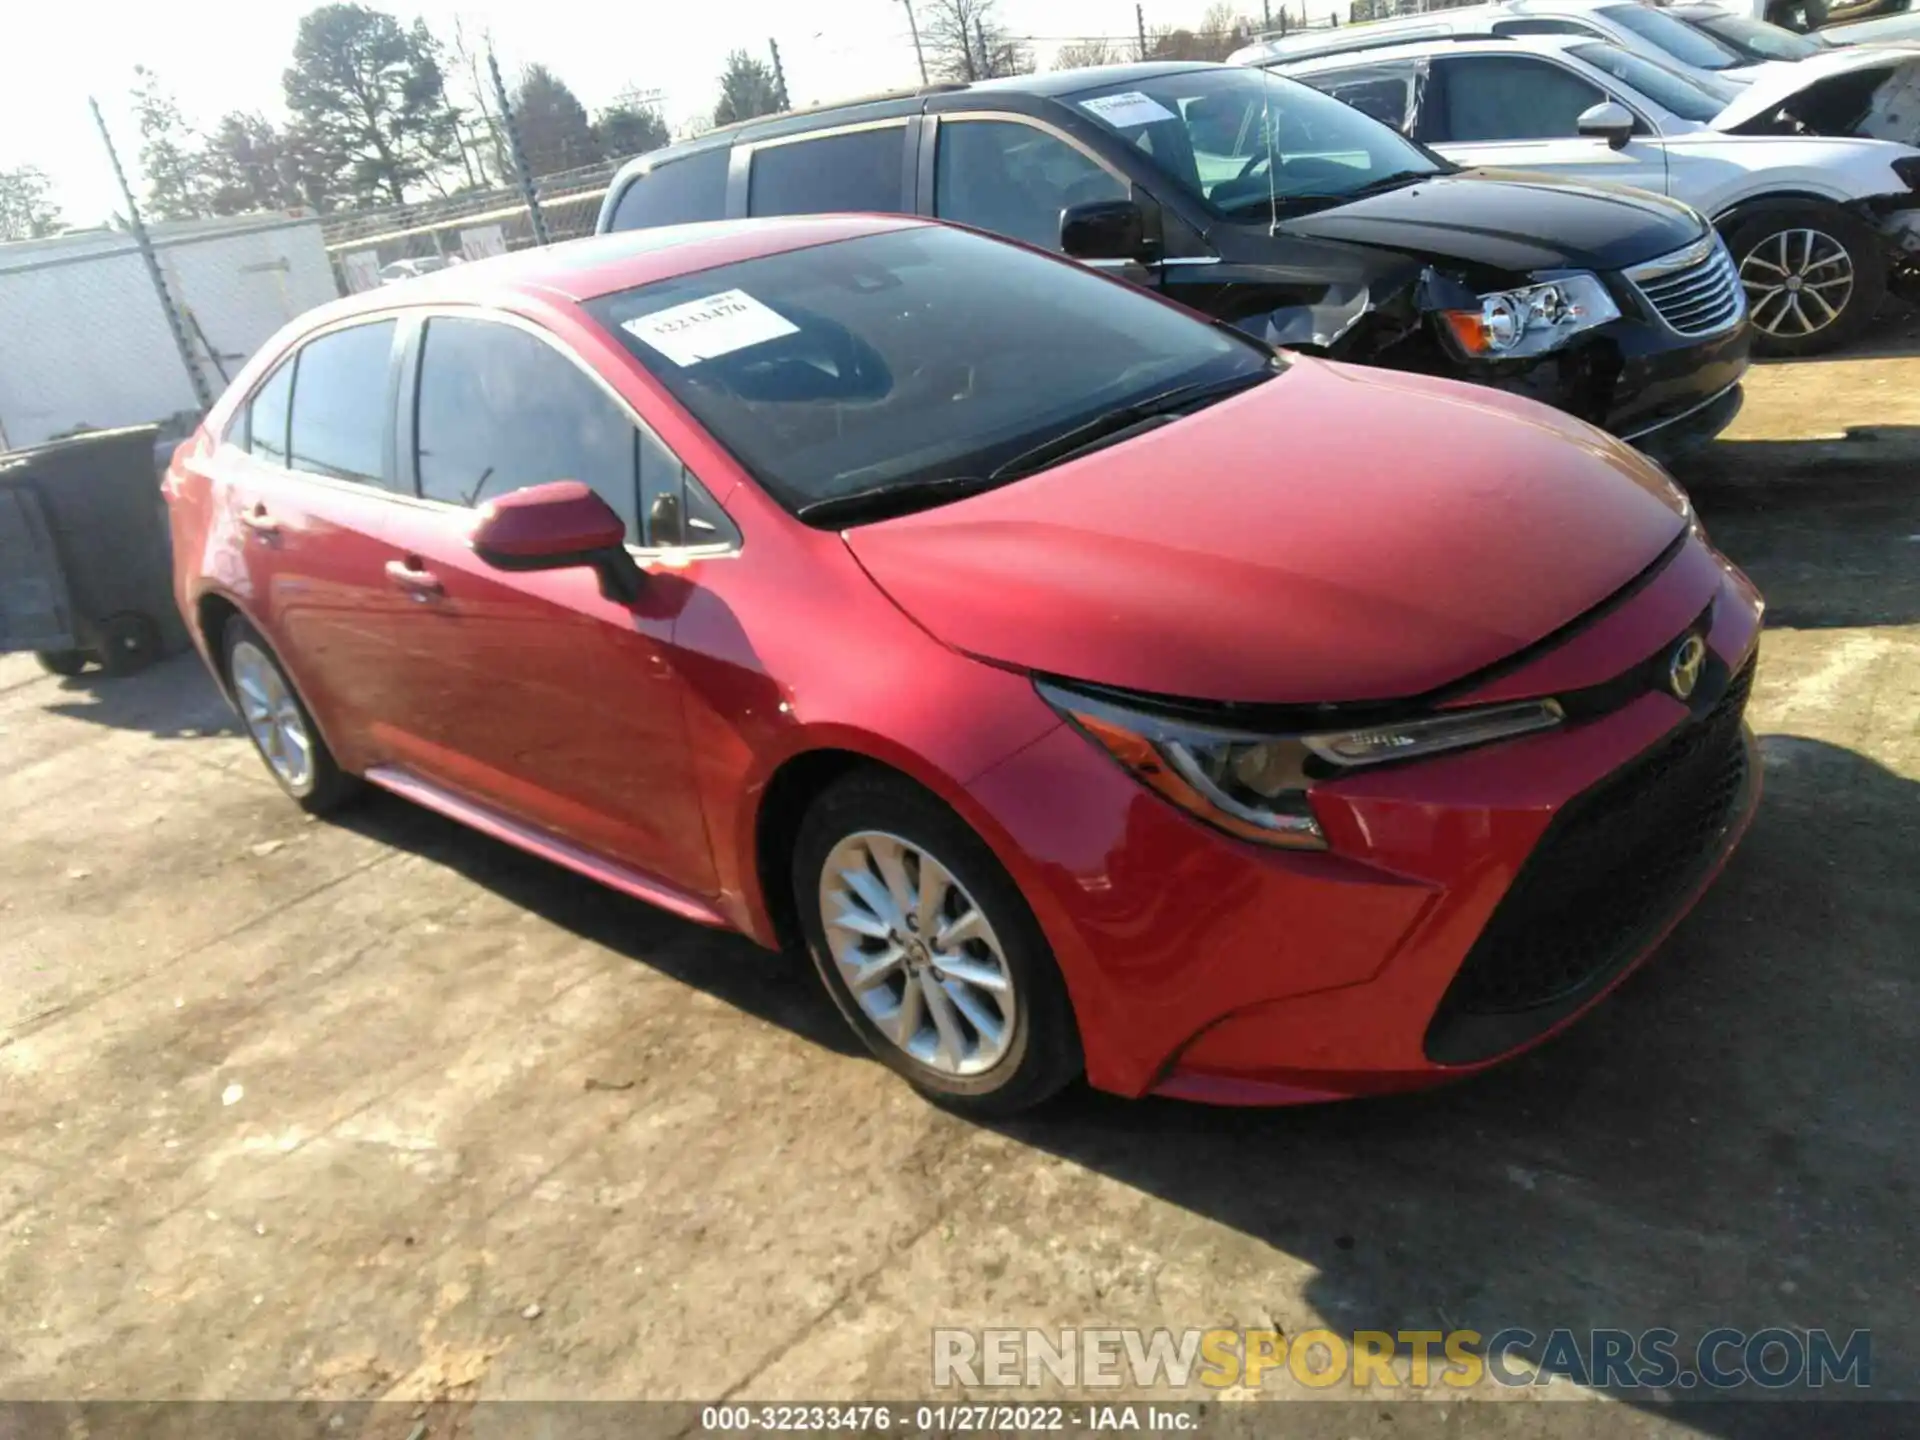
[164,215,1762,1115]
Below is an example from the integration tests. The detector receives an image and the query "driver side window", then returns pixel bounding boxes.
[1431,56,1607,142]
[934,118,1126,251]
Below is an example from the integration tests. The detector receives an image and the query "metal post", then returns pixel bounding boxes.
[900,0,930,83]
[769,39,791,110]
[91,98,213,413]
[1137,4,1150,60]
[488,50,551,247]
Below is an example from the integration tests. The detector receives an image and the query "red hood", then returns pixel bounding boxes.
[842,358,1688,704]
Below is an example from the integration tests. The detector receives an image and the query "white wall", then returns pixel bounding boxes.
[0,218,339,450]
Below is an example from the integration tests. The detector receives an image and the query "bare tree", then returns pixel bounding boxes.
[0,166,62,241]
[921,0,1032,82]
[1052,36,1122,69]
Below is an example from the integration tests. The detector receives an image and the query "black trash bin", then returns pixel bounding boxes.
[0,425,189,677]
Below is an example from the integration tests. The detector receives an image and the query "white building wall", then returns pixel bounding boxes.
[0,218,339,450]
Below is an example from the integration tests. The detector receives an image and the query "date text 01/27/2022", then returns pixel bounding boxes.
[698,1404,1198,1431]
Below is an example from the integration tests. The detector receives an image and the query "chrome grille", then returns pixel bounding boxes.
[1626,236,1746,338]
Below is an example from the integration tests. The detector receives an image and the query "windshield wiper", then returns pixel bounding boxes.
[988,367,1278,484]
[797,473,999,527]
[1222,168,1437,216]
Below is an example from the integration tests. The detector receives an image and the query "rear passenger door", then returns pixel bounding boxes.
[1419,54,1670,194]
[221,317,414,763]
[381,311,730,893]
[743,122,915,217]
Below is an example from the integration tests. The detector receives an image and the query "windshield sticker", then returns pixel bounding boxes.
[1079,91,1178,128]
[621,289,800,367]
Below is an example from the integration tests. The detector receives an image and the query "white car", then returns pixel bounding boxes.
[1271,34,1920,353]
[1231,0,1778,83]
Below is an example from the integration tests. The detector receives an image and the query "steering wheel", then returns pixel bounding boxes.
[1233,151,1270,182]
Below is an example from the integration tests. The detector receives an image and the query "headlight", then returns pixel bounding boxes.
[1039,682,1565,851]
[1438,273,1621,360]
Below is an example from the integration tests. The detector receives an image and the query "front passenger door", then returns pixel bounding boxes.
[381,313,724,894]
[1421,54,1670,196]
[931,116,1131,256]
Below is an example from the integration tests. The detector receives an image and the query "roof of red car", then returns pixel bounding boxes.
[326,214,929,315]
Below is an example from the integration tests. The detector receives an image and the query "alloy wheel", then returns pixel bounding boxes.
[817,830,1017,1076]
[230,641,315,792]
[1738,228,1854,340]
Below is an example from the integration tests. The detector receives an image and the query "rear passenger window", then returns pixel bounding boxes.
[934,119,1126,251]
[1433,56,1606,142]
[245,358,294,465]
[748,128,907,217]
[1490,18,1601,36]
[609,149,730,231]
[415,317,642,538]
[1312,65,1421,131]
[287,320,395,485]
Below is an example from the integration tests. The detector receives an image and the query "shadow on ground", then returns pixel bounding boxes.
[1751,298,1920,367]
[990,732,1917,1420]
[1680,447,1920,630]
[310,724,1920,1422]
[34,651,238,742]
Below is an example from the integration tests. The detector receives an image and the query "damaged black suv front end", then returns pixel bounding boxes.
[1058,66,1751,457]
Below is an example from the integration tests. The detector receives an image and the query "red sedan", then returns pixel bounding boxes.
[163,215,1762,1114]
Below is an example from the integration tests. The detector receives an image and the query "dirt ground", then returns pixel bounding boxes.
[1,330,1915,1434]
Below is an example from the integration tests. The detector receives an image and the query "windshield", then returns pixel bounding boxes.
[1069,67,1445,215]
[1600,4,1745,70]
[586,226,1274,518]
[1690,12,1826,60]
[1569,42,1738,120]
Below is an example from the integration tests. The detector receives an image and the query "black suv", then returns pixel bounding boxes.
[597,62,1750,455]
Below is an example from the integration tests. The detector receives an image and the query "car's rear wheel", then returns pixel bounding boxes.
[34,649,89,678]
[97,612,161,676]
[794,769,1081,1116]
[1727,205,1885,358]
[222,618,358,814]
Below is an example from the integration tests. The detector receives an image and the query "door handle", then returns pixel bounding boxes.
[239,505,280,539]
[385,557,444,601]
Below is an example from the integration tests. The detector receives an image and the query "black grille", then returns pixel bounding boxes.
[1424,658,1755,1066]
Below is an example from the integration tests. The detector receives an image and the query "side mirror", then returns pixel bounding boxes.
[470,480,642,603]
[1576,101,1636,151]
[1060,199,1152,262]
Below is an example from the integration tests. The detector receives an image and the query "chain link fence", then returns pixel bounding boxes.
[318,158,619,294]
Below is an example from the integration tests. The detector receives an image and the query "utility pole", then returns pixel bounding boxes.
[900,0,929,84]
[975,17,990,77]
[1262,0,1272,29]
[1136,4,1150,60]
[488,50,550,246]
[768,38,791,110]
[90,98,212,412]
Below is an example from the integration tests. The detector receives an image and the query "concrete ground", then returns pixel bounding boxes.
[1,335,1915,1436]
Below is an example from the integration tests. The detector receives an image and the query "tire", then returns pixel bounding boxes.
[1725,204,1886,358]
[793,768,1082,1116]
[34,649,89,678]
[221,617,359,815]
[96,612,161,677]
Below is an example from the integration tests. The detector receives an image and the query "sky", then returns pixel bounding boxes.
[0,0,1335,228]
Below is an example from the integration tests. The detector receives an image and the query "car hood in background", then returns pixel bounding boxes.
[1280,171,1704,275]
[842,360,1689,706]
[1711,47,1920,137]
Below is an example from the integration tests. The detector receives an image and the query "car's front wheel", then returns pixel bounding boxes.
[794,769,1082,1116]
[1726,204,1886,358]
[222,617,359,814]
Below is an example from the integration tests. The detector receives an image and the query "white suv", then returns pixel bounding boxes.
[1231,0,1779,83]
[1271,35,1920,353]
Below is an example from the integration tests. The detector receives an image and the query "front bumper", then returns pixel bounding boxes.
[965,537,1765,1103]
[1451,312,1751,453]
